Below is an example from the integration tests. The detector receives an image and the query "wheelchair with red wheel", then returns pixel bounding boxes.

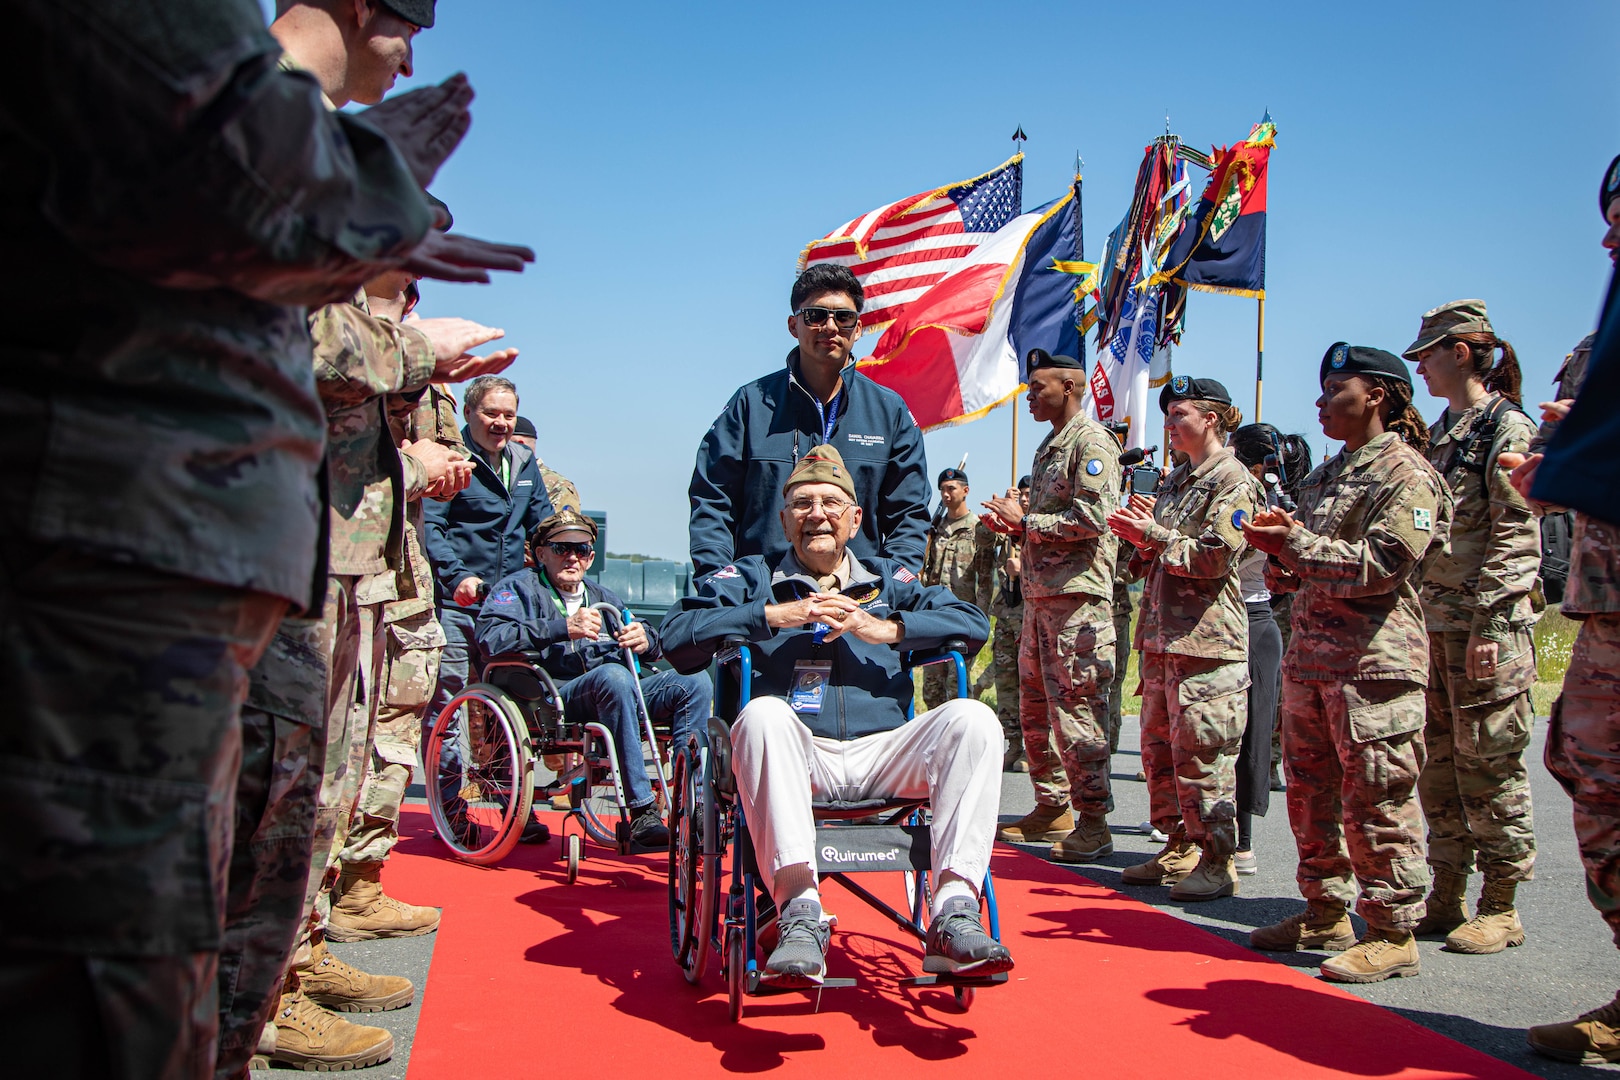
[424,602,672,881]
[666,635,1006,1020]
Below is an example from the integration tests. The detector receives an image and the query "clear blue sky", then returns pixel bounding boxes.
[299,1,1617,559]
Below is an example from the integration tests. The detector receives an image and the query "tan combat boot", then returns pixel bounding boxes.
[300,938,414,1013]
[1319,927,1420,983]
[247,1019,277,1070]
[1412,868,1469,938]
[1249,899,1357,952]
[270,982,395,1071]
[996,804,1073,843]
[1051,815,1113,863]
[1528,992,1620,1064]
[1120,839,1198,886]
[1168,851,1238,902]
[327,861,441,942]
[1445,879,1525,954]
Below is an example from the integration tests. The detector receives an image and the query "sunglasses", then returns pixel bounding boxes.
[545,541,595,559]
[795,306,861,331]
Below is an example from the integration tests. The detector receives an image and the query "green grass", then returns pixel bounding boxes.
[938,599,1575,718]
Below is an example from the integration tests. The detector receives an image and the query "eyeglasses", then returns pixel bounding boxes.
[795,306,861,331]
[787,496,852,517]
[545,541,595,560]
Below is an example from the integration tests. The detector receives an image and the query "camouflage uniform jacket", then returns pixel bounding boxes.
[2,0,435,610]
[385,384,467,626]
[536,458,581,513]
[1267,432,1452,683]
[311,291,435,579]
[1020,411,1122,601]
[988,532,1024,621]
[923,511,995,613]
[1112,554,1134,618]
[1130,447,1258,662]
[1419,394,1541,640]
[1529,333,1594,453]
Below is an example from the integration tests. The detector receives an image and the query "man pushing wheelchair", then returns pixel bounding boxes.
[660,445,1015,986]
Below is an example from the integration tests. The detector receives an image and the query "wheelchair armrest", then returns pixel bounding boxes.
[481,654,562,707]
[714,634,752,665]
[706,715,735,795]
[904,637,968,671]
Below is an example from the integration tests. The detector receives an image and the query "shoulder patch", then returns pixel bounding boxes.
[708,565,741,582]
[892,566,916,583]
[491,588,517,605]
[1412,507,1433,532]
[1086,459,1104,476]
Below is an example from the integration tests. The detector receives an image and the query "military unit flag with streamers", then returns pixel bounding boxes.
[1158,115,1275,299]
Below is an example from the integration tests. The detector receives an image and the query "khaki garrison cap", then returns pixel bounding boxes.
[782,444,857,501]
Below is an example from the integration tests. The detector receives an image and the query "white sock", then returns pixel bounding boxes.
[931,873,977,918]
[773,864,821,916]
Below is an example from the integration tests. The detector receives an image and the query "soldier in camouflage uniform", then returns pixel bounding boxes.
[1108,556,1134,756]
[982,478,1031,768]
[1401,300,1540,954]
[0,0,524,1075]
[1111,378,1258,901]
[985,351,1121,862]
[920,468,996,710]
[1244,344,1451,984]
[1522,157,1620,1064]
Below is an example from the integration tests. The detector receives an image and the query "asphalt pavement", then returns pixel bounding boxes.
[315,716,1617,1077]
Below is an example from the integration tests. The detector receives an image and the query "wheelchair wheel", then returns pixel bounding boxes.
[566,833,582,884]
[954,986,975,1011]
[426,686,533,865]
[668,741,720,984]
[726,929,746,1022]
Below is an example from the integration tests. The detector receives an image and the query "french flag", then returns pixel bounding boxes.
[855,183,1083,431]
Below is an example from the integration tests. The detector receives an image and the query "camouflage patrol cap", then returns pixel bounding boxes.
[1320,342,1411,387]
[783,443,857,501]
[1603,154,1620,217]
[533,508,597,544]
[379,0,435,28]
[1400,299,1493,359]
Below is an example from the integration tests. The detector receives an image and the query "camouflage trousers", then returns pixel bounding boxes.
[1546,613,1620,945]
[1018,594,1115,817]
[0,533,284,1079]
[1419,629,1537,884]
[1281,677,1430,931]
[990,607,1022,740]
[1107,605,1132,755]
[922,653,969,712]
[1140,652,1248,857]
[340,609,444,866]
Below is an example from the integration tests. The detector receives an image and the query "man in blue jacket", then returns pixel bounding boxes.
[687,264,931,579]
[661,445,1013,986]
[422,375,555,758]
[477,510,712,850]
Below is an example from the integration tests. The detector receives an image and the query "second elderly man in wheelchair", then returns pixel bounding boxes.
[476,509,713,851]
[659,445,1014,987]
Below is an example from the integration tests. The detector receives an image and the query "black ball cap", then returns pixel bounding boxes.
[938,468,968,485]
[1017,474,1032,489]
[1025,347,1085,378]
[1319,341,1412,388]
[1158,374,1232,413]
[513,416,537,439]
[379,0,435,27]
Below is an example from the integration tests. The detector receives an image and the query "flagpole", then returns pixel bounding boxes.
[1254,295,1266,421]
[1011,400,1018,488]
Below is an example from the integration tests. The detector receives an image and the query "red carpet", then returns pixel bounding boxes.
[388,806,1534,1079]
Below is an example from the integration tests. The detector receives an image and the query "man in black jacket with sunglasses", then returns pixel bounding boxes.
[687,264,931,579]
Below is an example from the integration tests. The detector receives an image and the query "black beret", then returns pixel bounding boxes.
[513,416,537,439]
[1158,374,1232,413]
[1603,154,1620,217]
[1017,474,1032,489]
[938,468,968,485]
[379,0,435,27]
[426,192,453,231]
[1025,347,1085,377]
[1319,342,1411,388]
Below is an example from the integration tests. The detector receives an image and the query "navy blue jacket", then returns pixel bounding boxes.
[658,552,987,741]
[1535,267,1620,525]
[474,569,655,683]
[687,349,931,579]
[422,432,555,606]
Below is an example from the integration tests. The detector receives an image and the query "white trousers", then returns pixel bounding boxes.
[730,696,1003,897]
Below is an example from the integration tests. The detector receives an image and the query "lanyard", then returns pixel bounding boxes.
[539,570,574,618]
[814,387,844,442]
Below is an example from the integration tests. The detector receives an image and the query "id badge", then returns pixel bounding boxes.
[789,659,832,713]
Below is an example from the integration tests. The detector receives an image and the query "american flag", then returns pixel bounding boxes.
[798,156,1024,335]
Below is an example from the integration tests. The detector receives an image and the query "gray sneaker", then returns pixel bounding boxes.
[923,897,1014,976]
[763,899,830,986]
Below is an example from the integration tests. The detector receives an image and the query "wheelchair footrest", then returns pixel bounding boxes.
[747,973,857,996]
[899,973,1010,989]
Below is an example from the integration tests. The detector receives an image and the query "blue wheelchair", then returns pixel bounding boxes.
[425,602,672,881]
[666,636,1006,1020]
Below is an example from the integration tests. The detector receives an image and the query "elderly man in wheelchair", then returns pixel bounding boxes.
[475,509,712,852]
[660,445,1014,988]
